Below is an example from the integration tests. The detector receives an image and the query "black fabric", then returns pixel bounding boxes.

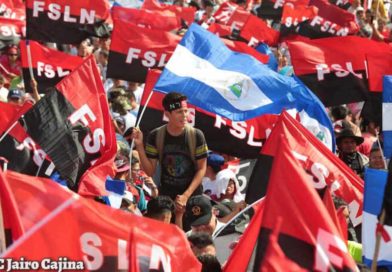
[253,228,356,271]
[107,51,149,83]
[26,9,110,44]
[298,71,369,107]
[245,154,274,204]
[139,107,262,159]
[21,88,98,190]
[22,68,69,94]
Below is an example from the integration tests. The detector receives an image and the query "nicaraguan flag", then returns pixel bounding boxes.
[103,177,126,208]
[154,23,334,150]
[362,168,392,268]
[383,76,392,159]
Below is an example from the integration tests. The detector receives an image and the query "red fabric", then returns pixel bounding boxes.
[208,23,232,37]
[141,0,195,26]
[110,19,181,60]
[53,56,117,196]
[366,51,392,92]
[376,223,391,242]
[0,169,24,245]
[0,17,25,37]
[337,207,348,242]
[260,218,306,272]
[240,15,280,46]
[323,188,347,241]
[309,0,359,34]
[214,2,250,30]
[3,170,199,271]
[112,6,181,31]
[262,112,364,226]
[0,101,31,136]
[222,39,269,64]
[281,4,318,27]
[260,138,357,271]
[19,40,83,70]
[224,198,265,272]
[287,35,390,76]
[26,0,110,20]
[0,54,22,80]
[0,0,25,20]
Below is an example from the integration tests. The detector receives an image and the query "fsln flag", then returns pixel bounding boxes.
[20,56,116,195]
[383,76,392,160]
[255,137,357,271]
[362,167,391,269]
[154,23,333,141]
[3,170,200,272]
[20,40,83,94]
[26,0,111,44]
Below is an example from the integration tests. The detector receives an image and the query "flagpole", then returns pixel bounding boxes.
[128,90,154,179]
[375,128,387,169]
[0,163,7,253]
[0,119,19,143]
[371,209,386,271]
[26,40,35,81]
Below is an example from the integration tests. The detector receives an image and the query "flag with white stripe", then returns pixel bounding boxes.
[383,76,392,159]
[154,23,334,150]
[362,167,392,269]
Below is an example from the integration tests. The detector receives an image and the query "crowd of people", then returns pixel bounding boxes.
[0,0,391,270]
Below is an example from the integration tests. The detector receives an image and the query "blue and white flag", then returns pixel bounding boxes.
[154,24,334,150]
[103,177,126,208]
[363,167,392,269]
[383,76,392,160]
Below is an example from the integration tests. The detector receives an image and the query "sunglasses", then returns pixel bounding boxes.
[8,54,18,56]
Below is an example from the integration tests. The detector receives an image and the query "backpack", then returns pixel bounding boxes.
[155,124,197,166]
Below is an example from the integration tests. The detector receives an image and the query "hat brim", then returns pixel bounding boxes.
[336,135,364,146]
[116,164,130,173]
[190,212,212,227]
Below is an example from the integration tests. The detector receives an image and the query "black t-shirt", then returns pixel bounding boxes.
[145,127,208,199]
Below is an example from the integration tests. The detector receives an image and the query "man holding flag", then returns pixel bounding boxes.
[131,92,209,210]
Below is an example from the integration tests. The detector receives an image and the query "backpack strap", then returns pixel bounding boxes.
[156,124,167,164]
[185,125,197,167]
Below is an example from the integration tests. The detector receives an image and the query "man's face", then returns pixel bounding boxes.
[191,215,216,236]
[166,105,188,129]
[369,150,386,169]
[338,138,357,154]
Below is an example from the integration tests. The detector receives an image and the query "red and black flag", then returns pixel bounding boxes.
[256,0,309,21]
[287,35,391,106]
[239,14,280,46]
[0,102,55,177]
[139,70,278,159]
[26,0,111,44]
[19,56,116,195]
[246,112,364,227]
[107,20,181,83]
[141,0,195,26]
[20,40,83,94]
[254,138,356,271]
[280,4,318,36]
[0,17,25,50]
[0,169,24,247]
[3,170,201,271]
[297,0,358,38]
[221,38,270,64]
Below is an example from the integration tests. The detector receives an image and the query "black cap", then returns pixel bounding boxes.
[336,129,364,146]
[186,195,212,226]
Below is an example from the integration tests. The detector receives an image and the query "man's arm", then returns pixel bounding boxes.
[176,157,207,207]
[131,128,157,177]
